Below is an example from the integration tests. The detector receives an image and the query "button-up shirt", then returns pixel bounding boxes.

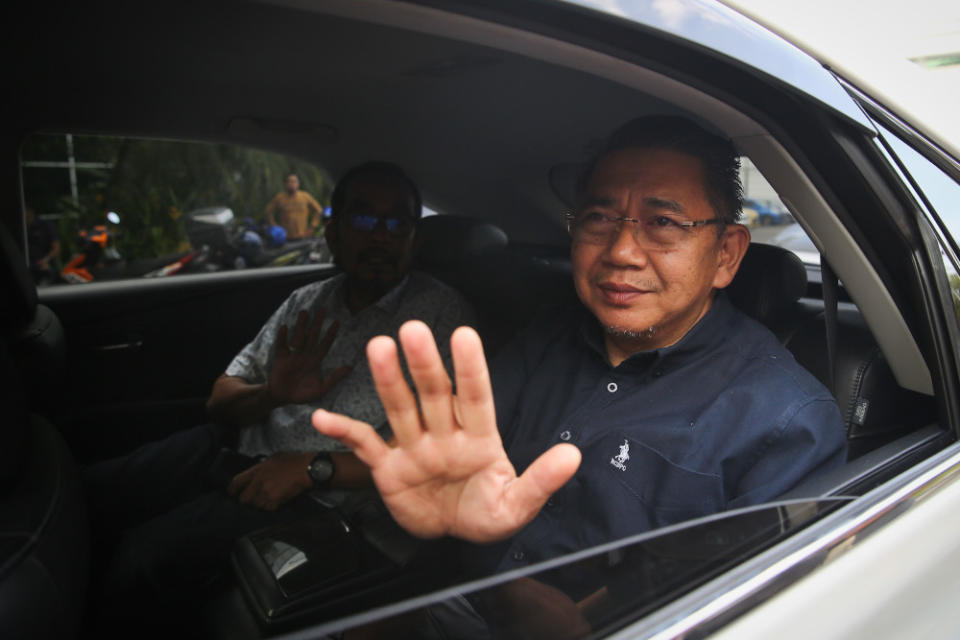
[226,271,474,456]
[476,293,846,574]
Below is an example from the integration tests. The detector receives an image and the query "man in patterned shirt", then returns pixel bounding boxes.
[84,161,474,630]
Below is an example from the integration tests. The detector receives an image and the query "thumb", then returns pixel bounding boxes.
[505,443,581,525]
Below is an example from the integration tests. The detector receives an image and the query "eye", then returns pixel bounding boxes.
[579,211,610,225]
[648,216,681,229]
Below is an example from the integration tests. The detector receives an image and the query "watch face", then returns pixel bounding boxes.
[308,455,335,485]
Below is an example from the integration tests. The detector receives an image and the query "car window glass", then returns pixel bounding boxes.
[875,125,960,324]
[313,499,847,639]
[739,157,818,264]
[877,127,960,236]
[20,133,334,287]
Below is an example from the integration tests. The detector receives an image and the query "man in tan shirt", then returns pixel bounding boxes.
[264,172,324,239]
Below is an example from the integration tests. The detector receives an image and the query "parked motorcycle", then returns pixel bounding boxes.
[59,207,331,284]
[185,206,331,270]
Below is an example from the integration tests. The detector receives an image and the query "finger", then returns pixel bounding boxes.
[238,475,263,506]
[312,409,390,468]
[367,335,424,446]
[319,365,352,395]
[505,443,581,525]
[290,310,309,350]
[227,469,251,497]
[398,320,457,435]
[276,324,290,356]
[305,307,326,349]
[450,326,497,436]
[316,318,340,359]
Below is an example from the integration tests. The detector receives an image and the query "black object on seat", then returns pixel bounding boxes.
[0,223,89,639]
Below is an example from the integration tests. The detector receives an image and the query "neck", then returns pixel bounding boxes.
[343,277,400,314]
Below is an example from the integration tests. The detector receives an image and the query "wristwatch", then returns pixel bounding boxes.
[306,452,336,487]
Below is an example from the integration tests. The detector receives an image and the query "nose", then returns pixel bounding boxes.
[604,220,649,267]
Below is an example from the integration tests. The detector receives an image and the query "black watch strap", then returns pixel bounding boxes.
[306,452,335,486]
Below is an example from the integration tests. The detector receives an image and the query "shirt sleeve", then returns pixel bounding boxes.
[302,192,323,228]
[264,194,280,220]
[727,397,848,508]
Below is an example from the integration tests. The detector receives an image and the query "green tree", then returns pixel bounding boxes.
[21,133,331,264]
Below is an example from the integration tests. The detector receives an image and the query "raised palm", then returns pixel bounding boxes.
[312,321,581,543]
[269,309,350,405]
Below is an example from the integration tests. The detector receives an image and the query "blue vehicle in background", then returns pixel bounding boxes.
[744,198,791,225]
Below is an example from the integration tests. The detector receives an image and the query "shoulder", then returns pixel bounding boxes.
[725,310,831,401]
[281,274,344,310]
[404,271,470,304]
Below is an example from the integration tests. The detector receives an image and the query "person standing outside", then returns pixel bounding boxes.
[264,171,324,240]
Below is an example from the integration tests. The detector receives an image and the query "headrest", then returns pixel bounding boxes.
[726,243,807,326]
[0,222,38,335]
[413,215,508,270]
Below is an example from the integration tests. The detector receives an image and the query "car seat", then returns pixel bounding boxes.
[0,222,89,639]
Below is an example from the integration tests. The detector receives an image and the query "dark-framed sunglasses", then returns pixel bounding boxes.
[345,212,414,236]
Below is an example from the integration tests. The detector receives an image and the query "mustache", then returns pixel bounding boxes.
[594,277,661,292]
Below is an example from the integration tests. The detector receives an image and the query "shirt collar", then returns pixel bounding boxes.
[579,291,737,371]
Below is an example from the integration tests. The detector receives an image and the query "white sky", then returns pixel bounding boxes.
[723,0,960,149]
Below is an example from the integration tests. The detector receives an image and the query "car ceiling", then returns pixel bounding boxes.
[15,0,704,244]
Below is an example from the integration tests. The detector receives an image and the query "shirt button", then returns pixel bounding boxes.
[607,382,618,393]
[653,370,663,378]
[559,430,572,441]
[512,550,525,561]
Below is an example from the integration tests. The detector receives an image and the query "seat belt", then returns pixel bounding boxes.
[820,257,839,394]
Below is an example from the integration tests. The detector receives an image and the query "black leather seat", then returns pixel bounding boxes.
[0,223,89,639]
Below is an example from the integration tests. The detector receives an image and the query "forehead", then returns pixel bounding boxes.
[342,173,417,215]
[585,147,709,203]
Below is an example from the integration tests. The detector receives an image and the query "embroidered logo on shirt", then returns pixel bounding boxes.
[610,439,630,471]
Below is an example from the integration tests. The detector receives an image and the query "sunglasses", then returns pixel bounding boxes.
[345,213,413,236]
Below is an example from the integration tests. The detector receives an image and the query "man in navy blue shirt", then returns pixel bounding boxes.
[312,116,846,572]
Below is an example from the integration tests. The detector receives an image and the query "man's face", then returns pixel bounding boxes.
[571,147,747,363]
[325,172,417,298]
[284,174,300,194]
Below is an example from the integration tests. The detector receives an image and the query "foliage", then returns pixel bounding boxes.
[21,133,331,263]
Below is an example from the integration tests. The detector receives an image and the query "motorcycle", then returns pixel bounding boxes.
[59,207,331,284]
[184,206,332,271]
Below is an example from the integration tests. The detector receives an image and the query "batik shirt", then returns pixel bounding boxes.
[225,271,475,456]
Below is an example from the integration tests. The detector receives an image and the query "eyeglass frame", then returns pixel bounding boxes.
[343,211,416,236]
[565,212,724,245]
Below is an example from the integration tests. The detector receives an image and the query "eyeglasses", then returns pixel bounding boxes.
[566,211,722,248]
[345,212,414,236]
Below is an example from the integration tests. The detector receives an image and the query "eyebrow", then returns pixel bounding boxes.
[579,195,686,213]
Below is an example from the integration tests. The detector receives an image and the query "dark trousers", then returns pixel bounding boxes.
[82,423,309,636]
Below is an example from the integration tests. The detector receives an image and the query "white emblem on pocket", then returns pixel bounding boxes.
[610,439,630,471]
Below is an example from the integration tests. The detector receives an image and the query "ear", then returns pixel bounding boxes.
[324,218,339,259]
[712,224,750,289]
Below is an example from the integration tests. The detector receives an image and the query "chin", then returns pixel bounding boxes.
[603,323,658,340]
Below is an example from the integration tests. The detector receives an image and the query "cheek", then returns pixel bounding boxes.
[571,243,599,292]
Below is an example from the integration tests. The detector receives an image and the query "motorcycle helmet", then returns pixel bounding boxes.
[267,225,287,247]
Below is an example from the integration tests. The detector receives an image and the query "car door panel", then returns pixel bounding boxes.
[40,265,338,460]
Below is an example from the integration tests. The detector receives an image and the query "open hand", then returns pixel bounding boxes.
[312,320,581,543]
[269,308,351,405]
